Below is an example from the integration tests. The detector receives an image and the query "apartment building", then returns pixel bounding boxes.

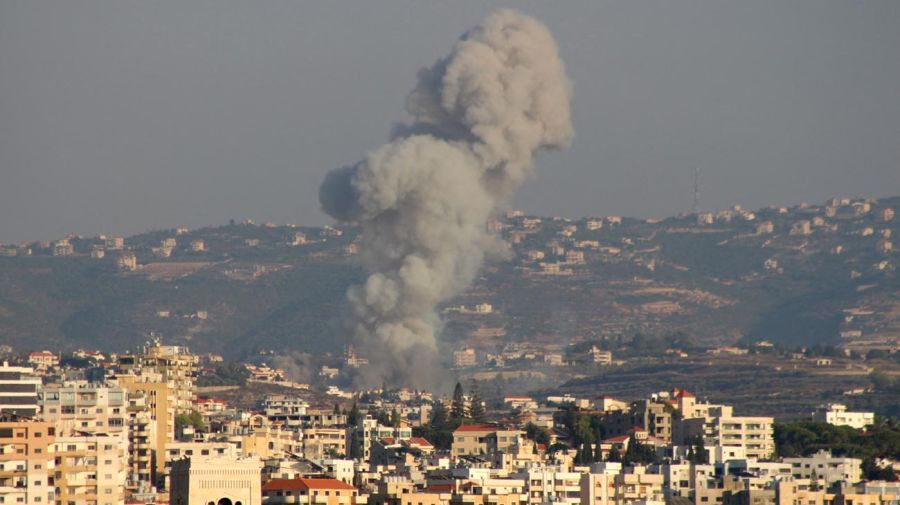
[673,403,774,460]
[114,372,175,487]
[783,450,862,486]
[302,428,349,460]
[117,340,198,414]
[0,362,41,417]
[615,466,666,505]
[359,417,412,460]
[264,394,310,428]
[581,471,617,505]
[453,348,477,368]
[53,430,128,505]
[38,382,127,435]
[170,455,262,505]
[514,467,582,505]
[0,416,55,505]
[124,388,156,490]
[451,425,524,457]
[262,477,360,505]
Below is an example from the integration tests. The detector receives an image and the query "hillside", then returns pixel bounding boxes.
[0,196,897,359]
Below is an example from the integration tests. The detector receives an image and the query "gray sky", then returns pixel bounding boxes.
[1,1,899,243]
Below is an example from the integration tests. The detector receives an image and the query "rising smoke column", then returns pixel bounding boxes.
[319,9,573,387]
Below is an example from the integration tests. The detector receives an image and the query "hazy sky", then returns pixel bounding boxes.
[2,1,899,243]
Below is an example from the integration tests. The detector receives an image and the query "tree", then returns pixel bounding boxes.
[347,402,361,426]
[349,430,363,459]
[574,445,583,464]
[374,410,391,426]
[431,401,448,427]
[623,434,657,465]
[525,423,551,446]
[694,435,708,464]
[593,436,604,462]
[608,445,622,462]
[468,381,486,421]
[175,411,204,432]
[390,409,400,428]
[548,442,570,454]
[451,382,467,419]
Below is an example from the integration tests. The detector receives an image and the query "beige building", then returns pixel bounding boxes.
[262,477,360,505]
[125,388,156,491]
[106,236,125,250]
[170,455,262,505]
[27,351,59,371]
[114,373,174,487]
[452,425,524,457]
[0,416,56,505]
[53,430,128,505]
[615,466,665,505]
[671,392,774,460]
[775,480,899,505]
[118,340,198,414]
[514,468,582,505]
[38,382,128,436]
[117,251,138,271]
[53,239,74,256]
[580,465,665,505]
[302,428,348,460]
[453,348,477,368]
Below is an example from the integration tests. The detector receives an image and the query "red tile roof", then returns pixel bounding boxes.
[674,388,695,398]
[424,484,454,493]
[263,478,356,492]
[408,437,433,447]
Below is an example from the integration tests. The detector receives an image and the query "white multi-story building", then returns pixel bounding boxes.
[784,450,863,486]
[513,467,583,505]
[53,430,129,505]
[0,362,40,417]
[812,403,874,429]
[38,382,127,435]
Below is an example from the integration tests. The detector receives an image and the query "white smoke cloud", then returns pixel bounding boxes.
[319,9,573,387]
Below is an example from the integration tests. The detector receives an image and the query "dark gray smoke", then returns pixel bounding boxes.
[319,9,573,387]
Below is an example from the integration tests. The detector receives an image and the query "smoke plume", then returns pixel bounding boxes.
[319,9,573,387]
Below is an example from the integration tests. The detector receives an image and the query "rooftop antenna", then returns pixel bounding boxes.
[692,167,701,213]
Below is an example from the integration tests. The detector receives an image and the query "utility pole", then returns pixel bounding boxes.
[692,167,701,213]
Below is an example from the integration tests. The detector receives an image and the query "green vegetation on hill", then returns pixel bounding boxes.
[775,420,900,480]
[0,196,897,357]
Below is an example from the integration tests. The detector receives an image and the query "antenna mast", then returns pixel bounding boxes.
[692,167,701,213]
